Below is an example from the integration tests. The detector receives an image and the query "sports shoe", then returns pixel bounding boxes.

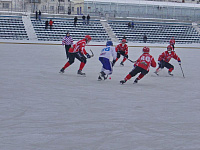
[168,71,173,76]
[120,62,124,66]
[77,70,86,75]
[59,68,65,73]
[134,78,138,83]
[120,80,126,84]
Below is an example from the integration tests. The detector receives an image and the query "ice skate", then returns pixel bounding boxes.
[120,80,126,84]
[154,71,159,76]
[120,61,124,66]
[98,75,102,81]
[59,68,65,73]
[99,71,107,80]
[168,71,173,76]
[133,78,138,84]
[77,70,86,76]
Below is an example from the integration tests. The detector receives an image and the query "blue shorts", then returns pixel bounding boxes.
[99,57,112,71]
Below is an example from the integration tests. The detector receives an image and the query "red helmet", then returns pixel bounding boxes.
[143,47,150,53]
[85,35,92,41]
[167,45,172,51]
[122,39,126,43]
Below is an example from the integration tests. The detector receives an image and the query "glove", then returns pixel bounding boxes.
[178,61,181,65]
[124,55,128,58]
[86,53,91,58]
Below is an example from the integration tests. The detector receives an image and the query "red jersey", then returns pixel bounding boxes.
[115,43,128,55]
[68,39,87,55]
[169,39,175,45]
[135,53,156,71]
[49,20,53,26]
[158,51,181,63]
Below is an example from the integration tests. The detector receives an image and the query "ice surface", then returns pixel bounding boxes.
[0,41,200,150]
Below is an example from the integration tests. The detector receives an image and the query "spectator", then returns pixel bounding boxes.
[38,10,41,21]
[45,20,48,29]
[131,21,134,28]
[128,22,131,28]
[35,11,38,20]
[143,34,147,43]
[122,35,127,40]
[74,16,78,26]
[82,15,86,24]
[49,19,53,29]
[87,14,90,24]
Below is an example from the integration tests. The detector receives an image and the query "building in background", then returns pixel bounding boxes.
[0,0,84,15]
[84,0,200,22]
[0,0,200,17]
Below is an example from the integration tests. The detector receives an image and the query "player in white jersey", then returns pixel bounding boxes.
[98,41,117,80]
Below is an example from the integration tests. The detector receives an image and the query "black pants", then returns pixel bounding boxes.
[129,66,148,77]
[117,51,126,59]
[159,60,174,70]
[68,51,87,65]
[65,45,71,58]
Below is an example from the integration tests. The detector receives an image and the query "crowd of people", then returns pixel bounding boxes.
[59,35,181,84]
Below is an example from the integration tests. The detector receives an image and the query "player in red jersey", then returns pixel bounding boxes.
[59,35,92,75]
[112,39,128,66]
[120,47,156,84]
[154,45,181,76]
[169,37,175,51]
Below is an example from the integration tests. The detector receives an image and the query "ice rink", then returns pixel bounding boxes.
[0,41,200,150]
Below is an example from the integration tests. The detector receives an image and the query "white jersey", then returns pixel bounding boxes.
[99,46,117,60]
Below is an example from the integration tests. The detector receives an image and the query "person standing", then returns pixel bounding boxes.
[82,15,86,24]
[35,11,38,20]
[98,41,117,81]
[112,39,128,66]
[62,32,73,59]
[128,22,131,28]
[169,37,175,51]
[45,20,48,29]
[74,16,78,26]
[38,10,41,21]
[131,21,134,28]
[87,14,90,24]
[120,47,156,84]
[59,35,92,76]
[154,45,181,76]
[49,19,53,29]
[143,34,147,43]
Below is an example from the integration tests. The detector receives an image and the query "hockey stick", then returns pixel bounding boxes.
[127,58,136,63]
[90,49,94,57]
[125,57,136,63]
[179,65,185,78]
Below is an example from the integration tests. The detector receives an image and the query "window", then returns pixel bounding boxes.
[59,6,64,11]
[50,6,54,11]
[77,7,79,14]
[43,5,46,10]
[3,3,9,9]
[30,0,40,3]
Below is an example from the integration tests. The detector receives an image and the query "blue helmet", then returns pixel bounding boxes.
[106,41,113,46]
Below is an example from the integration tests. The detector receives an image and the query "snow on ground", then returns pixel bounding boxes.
[0,41,200,150]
